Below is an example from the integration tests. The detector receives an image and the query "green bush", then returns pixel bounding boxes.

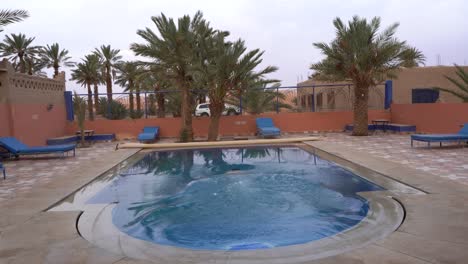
[130,110,144,119]
[98,98,128,120]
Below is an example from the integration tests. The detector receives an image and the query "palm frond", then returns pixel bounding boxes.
[0,9,29,31]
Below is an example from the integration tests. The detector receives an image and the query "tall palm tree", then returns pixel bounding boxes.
[197,34,278,141]
[94,45,122,101]
[73,92,87,146]
[71,58,99,121]
[434,65,468,102]
[83,54,103,110]
[228,83,292,115]
[138,68,172,118]
[0,9,29,32]
[24,54,46,76]
[131,11,215,142]
[310,16,425,136]
[115,61,140,117]
[0,33,40,73]
[39,43,74,77]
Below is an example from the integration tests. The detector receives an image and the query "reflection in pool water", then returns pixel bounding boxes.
[88,147,383,250]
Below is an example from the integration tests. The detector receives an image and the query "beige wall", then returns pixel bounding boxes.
[297,66,468,109]
[0,60,67,145]
[391,66,468,104]
[297,80,384,111]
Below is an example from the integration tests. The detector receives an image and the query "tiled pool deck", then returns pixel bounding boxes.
[322,133,468,185]
[1,133,466,202]
[0,134,467,263]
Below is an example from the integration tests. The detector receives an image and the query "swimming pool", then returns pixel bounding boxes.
[86,146,384,250]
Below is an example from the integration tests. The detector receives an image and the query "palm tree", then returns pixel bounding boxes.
[94,45,122,101]
[134,73,145,114]
[197,34,278,141]
[83,54,103,110]
[0,33,40,73]
[310,16,425,136]
[24,54,46,76]
[0,9,29,32]
[71,58,99,121]
[434,65,468,102]
[115,61,140,117]
[39,43,74,77]
[73,92,87,146]
[131,11,214,142]
[229,83,292,115]
[140,67,173,118]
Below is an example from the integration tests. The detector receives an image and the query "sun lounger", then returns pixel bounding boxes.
[256,118,281,138]
[411,123,468,147]
[0,162,5,179]
[0,137,76,158]
[137,126,160,143]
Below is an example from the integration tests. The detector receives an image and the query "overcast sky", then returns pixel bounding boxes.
[3,0,468,93]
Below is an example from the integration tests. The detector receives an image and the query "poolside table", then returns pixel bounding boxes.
[372,119,390,132]
[76,130,95,137]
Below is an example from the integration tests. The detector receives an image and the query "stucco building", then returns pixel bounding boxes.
[297,66,468,112]
[0,60,67,145]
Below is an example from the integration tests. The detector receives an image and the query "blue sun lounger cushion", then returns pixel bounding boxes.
[0,162,5,179]
[0,137,76,157]
[137,126,160,143]
[256,118,281,138]
[411,123,468,147]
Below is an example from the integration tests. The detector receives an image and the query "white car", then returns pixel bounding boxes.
[194,103,240,117]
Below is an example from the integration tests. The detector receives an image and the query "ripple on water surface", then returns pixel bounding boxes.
[88,147,383,250]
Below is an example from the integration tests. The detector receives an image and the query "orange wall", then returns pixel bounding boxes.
[391,103,468,133]
[0,104,12,138]
[65,110,391,139]
[7,104,67,145]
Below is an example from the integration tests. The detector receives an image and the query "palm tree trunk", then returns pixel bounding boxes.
[93,83,99,111]
[54,64,59,78]
[106,66,112,101]
[87,83,94,121]
[198,94,206,104]
[155,84,165,118]
[19,54,26,73]
[128,80,135,116]
[180,87,194,142]
[129,92,135,116]
[352,84,369,136]
[207,101,224,141]
[27,57,33,75]
[136,84,141,113]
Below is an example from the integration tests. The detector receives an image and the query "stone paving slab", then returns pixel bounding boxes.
[321,133,468,186]
[0,135,467,263]
[0,142,139,263]
[306,140,468,264]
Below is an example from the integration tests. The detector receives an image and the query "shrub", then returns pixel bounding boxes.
[98,98,128,120]
[130,110,144,119]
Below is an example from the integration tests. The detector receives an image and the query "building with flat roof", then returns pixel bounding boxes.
[297,66,468,112]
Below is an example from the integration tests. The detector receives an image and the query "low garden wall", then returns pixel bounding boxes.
[391,103,468,133]
[65,110,391,139]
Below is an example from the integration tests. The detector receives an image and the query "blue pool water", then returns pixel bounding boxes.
[88,147,383,250]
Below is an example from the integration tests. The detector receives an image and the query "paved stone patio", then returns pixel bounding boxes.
[1,134,466,203]
[1,135,468,263]
[0,143,118,202]
[322,133,468,185]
